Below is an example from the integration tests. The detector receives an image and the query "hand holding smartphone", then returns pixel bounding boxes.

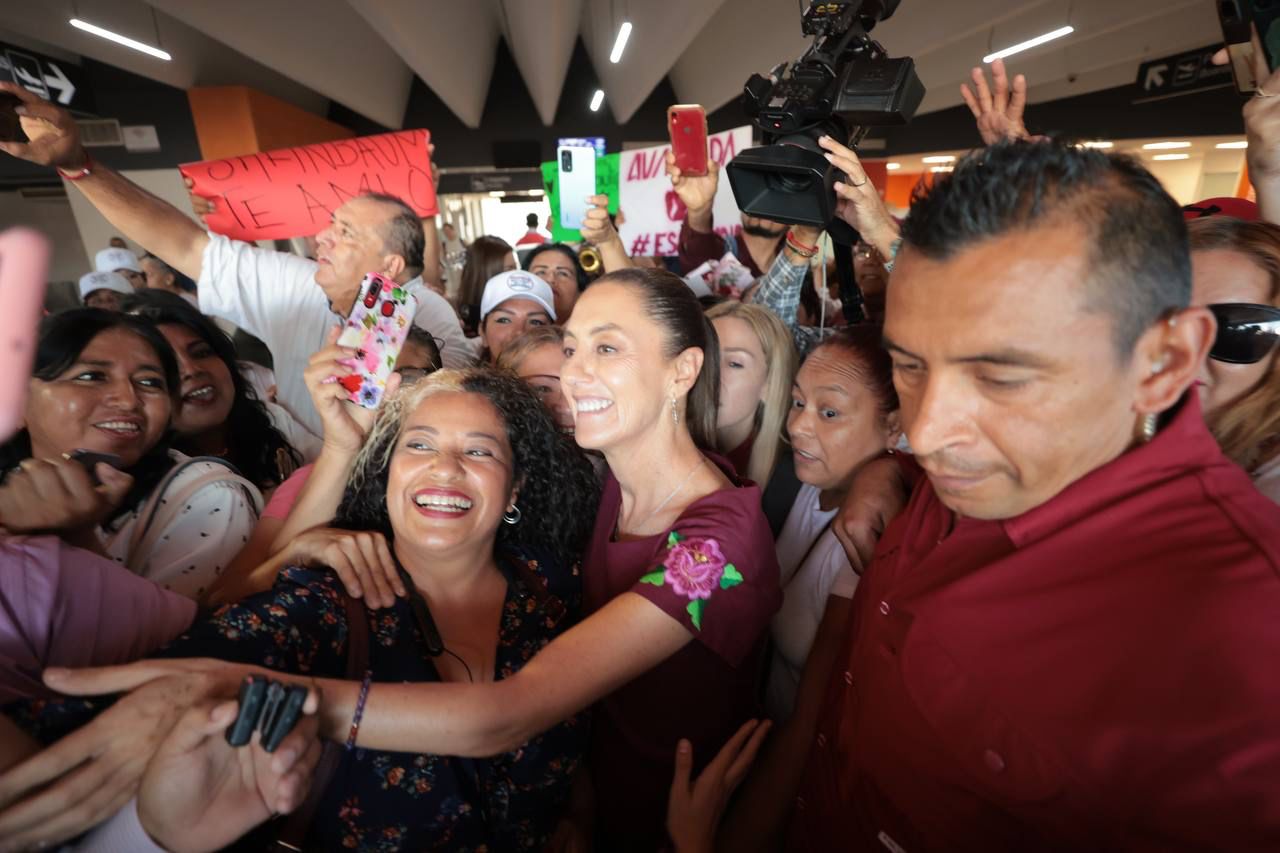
[1219,0,1280,93]
[336,273,418,409]
[557,145,597,231]
[0,91,23,143]
[0,228,50,444]
[668,105,709,177]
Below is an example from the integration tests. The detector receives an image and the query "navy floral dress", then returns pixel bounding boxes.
[13,548,587,852]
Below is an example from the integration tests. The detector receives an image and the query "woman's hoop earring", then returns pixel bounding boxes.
[503,504,522,525]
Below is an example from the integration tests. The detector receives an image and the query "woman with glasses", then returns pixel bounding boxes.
[1188,217,1280,502]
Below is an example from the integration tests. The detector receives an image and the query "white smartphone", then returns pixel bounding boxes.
[557,145,597,231]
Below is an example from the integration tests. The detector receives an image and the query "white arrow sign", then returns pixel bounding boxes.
[43,61,74,105]
[1144,63,1168,91]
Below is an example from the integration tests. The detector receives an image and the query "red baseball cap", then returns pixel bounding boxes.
[1182,197,1259,221]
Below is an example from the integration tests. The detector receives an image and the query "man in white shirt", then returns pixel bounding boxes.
[0,82,470,438]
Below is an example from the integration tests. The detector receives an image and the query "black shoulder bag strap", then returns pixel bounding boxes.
[270,594,371,851]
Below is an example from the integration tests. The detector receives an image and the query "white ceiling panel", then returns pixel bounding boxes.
[348,0,500,128]
[146,0,413,128]
[6,1,1231,143]
[582,0,727,123]
[495,0,584,125]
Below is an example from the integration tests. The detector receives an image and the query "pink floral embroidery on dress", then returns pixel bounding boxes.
[639,531,744,630]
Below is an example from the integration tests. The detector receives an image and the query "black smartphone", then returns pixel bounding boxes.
[0,92,22,144]
[67,449,125,484]
[1220,0,1280,92]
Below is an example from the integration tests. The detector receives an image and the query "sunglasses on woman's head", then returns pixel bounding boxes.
[1209,303,1280,364]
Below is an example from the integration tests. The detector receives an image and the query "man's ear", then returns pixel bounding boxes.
[383,253,407,281]
[1133,307,1215,415]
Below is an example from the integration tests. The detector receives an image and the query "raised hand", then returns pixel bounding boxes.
[959,58,1030,146]
[304,327,397,455]
[579,194,619,247]
[665,151,720,232]
[816,135,900,259]
[0,82,86,170]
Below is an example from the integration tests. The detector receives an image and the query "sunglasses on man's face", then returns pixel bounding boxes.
[1209,303,1280,365]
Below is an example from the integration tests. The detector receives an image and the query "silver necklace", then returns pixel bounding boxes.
[619,456,705,537]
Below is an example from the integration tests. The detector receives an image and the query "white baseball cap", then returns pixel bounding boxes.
[479,270,557,323]
[79,271,135,301]
[95,247,142,274]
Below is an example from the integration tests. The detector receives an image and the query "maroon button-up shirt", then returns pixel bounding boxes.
[788,395,1280,852]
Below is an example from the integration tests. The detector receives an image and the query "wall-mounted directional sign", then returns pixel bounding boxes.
[1135,45,1233,103]
[0,43,93,113]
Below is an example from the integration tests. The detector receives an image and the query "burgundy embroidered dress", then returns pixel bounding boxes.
[584,456,782,851]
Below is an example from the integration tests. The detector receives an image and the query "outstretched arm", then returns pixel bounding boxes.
[318,592,691,755]
[0,82,208,280]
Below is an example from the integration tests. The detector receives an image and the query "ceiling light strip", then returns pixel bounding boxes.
[69,18,172,60]
[983,26,1074,64]
[609,22,632,63]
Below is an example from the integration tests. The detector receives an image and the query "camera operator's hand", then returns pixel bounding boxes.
[960,59,1030,146]
[817,136,899,259]
[665,152,719,234]
[0,83,88,171]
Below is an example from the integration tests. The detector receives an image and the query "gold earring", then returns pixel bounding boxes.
[671,395,679,426]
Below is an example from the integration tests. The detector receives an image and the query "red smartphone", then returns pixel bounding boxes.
[0,228,50,444]
[668,105,708,177]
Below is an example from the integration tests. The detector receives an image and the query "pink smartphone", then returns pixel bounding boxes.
[0,228,50,443]
[336,272,419,409]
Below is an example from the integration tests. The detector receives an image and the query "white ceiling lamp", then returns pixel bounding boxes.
[1080,141,1113,149]
[609,21,633,63]
[931,166,955,173]
[983,26,1074,64]
[922,155,955,164]
[886,162,902,171]
[1142,141,1191,150]
[1216,141,1249,149]
[69,18,171,61]
[1152,153,1190,161]
[590,89,605,112]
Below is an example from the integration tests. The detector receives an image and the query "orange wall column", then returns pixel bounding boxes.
[186,86,354,161]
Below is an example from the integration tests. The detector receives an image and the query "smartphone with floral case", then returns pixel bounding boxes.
[336,272,418,409]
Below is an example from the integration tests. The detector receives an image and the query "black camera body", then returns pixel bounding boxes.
[726,0,924,234]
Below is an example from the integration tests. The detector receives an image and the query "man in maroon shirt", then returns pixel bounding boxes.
[789,141,1280,851]
[665,152,789,275]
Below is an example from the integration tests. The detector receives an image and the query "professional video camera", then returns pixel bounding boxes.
[725,0,924,234]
